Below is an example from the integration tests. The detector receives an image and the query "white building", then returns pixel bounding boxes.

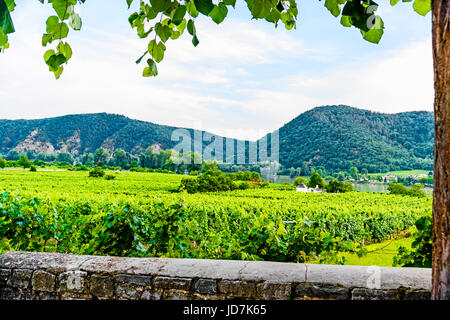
[296,184,323,193]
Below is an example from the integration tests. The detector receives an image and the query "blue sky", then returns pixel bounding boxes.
[0,1,433,140]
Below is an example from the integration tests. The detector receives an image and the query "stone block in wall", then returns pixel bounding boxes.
[7,269,33,289]
[218,280,257,298]
[31,291,59,300]
[351,288,401,300]
[116,283,141,300]
[0,268,11,286]
[60,292,92,300]
[192,293,227,300]
[116,274,152,287]
[194,279,217,295]
[32,270,56,292]
[0,287,22,300]
[295,283,350,300]
[153,276,192,291]
[0,252,434,301]
[404,290,430,300]
[141,289,163,300]
[90,274,115,299]
[257,281,292,300]
[59,271,88,293]
[162,289,192,300]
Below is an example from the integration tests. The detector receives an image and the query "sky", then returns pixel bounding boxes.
[0,1,433,140]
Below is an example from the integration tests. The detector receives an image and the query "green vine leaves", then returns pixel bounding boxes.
[127,0,293,77]
[0,0,15,52]
[0,0,431,79]
[39,0,85,79]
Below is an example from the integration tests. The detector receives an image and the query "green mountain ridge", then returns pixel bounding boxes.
[0,105,434,173]
[276,105,433,172]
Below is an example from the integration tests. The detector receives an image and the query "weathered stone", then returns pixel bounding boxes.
[192,293,227,300]
[405,290,431,300]
[7,269,33,289]
[90,274,114,298]
[32,270,56,292]
[36,291,59,300]
[306,264,432,291]
[153,276,191,290]
[116,284,140,300]
[378,267,432,290]
[141,289,163,300]
[194,279,217,295]
[0,251,91,273]
[0,252,434,301]
[0,268,11,286]
[23,291,58,300]
[257,281,292,300]
[79,254,164,275]
[240,261,306,282]
[295,283,349,300]
[162,289,192,300]
[59,271,88,293]
[351,288,401,300]
[0,287,22,300]
[151,259,247,280]
[305,264,372,289]
[116,274,152,287]
[218,280,256,298]
[60,292,91,300]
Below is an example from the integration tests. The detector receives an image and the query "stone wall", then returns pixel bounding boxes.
[0,251,431,300]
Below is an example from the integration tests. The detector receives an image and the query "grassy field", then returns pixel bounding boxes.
[369,169,430,177]
[0,170,183,201]
[308,236,414,267]
[0,169,430,266]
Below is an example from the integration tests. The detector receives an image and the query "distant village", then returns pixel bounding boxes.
[294,172,432,194]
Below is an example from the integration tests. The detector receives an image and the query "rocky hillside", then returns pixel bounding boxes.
[0,105,434,172]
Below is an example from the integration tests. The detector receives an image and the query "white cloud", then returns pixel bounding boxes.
[234,39,434,134]
[0,1,434,142]
[0,4,306,141]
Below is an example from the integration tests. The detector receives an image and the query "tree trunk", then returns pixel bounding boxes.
[431,0,450,300]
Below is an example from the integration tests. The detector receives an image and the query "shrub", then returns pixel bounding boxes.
[104,174,116,180]
[75,165,89,171]
[29,165,37,172]
[178,177,199,193]
[229,170,261,181]
[388,183,427,198]
[393,216,432,268]
[280,182,295,190]
[0,158,6,168]
[307,172,327,189]
[179,169,236,193]
[18,154,31,168]
[293,177,308,186]
[33,160,46,167]
[408,184,428,197]
[236,181,250,190]
[326,179,354,193]
[89,167,105,178]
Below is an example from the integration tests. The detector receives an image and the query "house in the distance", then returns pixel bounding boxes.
[296,184,323,193]
[382,174,398,182]
[296,183,309,192]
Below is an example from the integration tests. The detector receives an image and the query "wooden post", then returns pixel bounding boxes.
[431,0,450,300]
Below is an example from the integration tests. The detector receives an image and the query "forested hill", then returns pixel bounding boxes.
[0,105,434,172]
[0,113,185,156]
[276,105,434,172]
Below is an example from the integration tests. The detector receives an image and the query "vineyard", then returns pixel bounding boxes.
[0,170,432,264]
